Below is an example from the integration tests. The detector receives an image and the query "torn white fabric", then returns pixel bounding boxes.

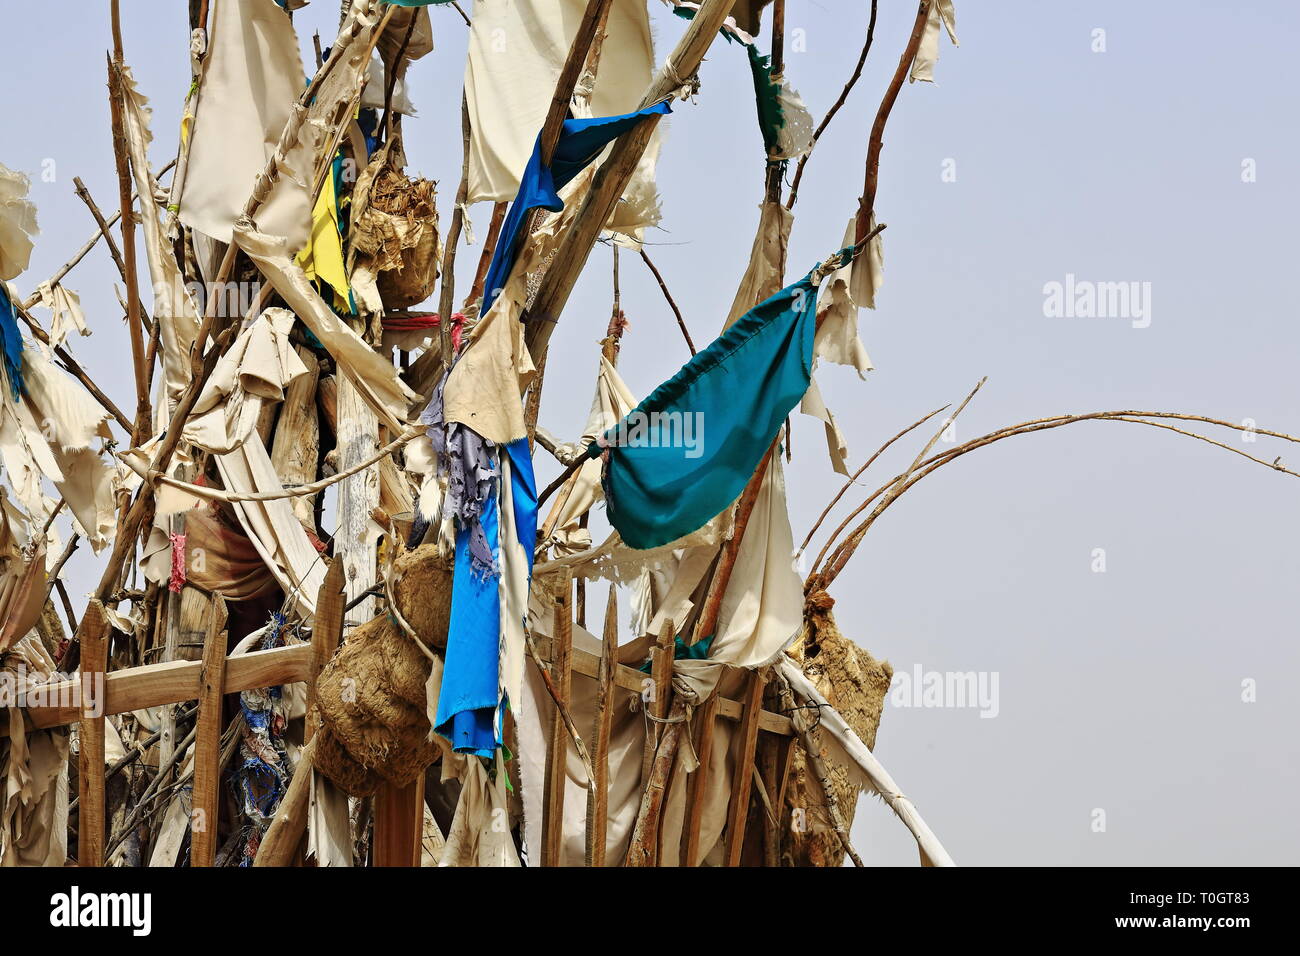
[35,283,90,350]
[440,290,536,445]
[214,436,325,619]
[465,0,655,204]
[814,215,878,376]
[14,347,116,551]
[179,0,313,249]
[800,373,851,476]
[361,52,417,116]
[119,65,203,406]
[439,751,520,867]
[910,0,958,85]
[0,164,37,282]
[185,308,310,454]
[724,201,793,330]
[234,219,416,432]
[538,357,637,555]
[307,770,354,866]
[709,455,804,668]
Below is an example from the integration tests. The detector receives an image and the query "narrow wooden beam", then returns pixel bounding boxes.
[723,670,766,867]
[541,570,574,866]
[76,601,110,866]
[190,594,229,867]
[306,559,345,743]
[584,585,618,866]
[528,631,796,735]
[29,643,313,730]
[680,692,719,866]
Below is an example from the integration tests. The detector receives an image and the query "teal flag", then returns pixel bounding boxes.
[587,264,824,550]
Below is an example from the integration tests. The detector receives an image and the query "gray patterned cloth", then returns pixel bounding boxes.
[420,370,499,577]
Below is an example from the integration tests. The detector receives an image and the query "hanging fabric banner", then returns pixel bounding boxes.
[589,259,835,550]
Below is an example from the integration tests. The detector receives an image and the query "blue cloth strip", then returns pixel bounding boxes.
[482,102,672,315]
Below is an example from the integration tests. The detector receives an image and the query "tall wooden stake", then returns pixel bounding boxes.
[107,2,150,444]
[190,594,228,867]
[541,570,574,866]
[77,601,110,866]
[584,585,618,866]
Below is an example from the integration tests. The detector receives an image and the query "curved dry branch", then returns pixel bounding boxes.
[797,402,949,558]
[809,410,1300,590]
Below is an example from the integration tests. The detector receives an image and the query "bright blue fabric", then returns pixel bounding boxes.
[434,438,538,757]
[481,102,672,315]
[0,284,24,400]
[436,487,502,757]
[588,265,824,550]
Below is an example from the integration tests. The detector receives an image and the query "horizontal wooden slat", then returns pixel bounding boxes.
[25,643,313,729]
[557,643,793,736]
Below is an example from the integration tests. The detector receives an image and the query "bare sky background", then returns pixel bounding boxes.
[3,0,1298,865]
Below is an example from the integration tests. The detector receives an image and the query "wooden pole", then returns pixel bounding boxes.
[855,0,931,245]
[541,570,574,866]
[189,594,228,867]
[373,777,424,867]
[584,585,617,866]
[76,601,110,866]
[337,379,380,622]
[640,620,674,784]
[105,8,150,444]
[539,0,615,165]
[722,670,766,866]
[462,200,507,315]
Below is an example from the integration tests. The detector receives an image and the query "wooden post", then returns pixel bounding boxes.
[306,558,345,743]
[336,377,380,621]
[760,728,795,866]
[723,670,766,867]
[373,777,424,867]
[679,692,719,866]
[584,585,617,866]
[641,620,674,783]
[190,594,228,867]
[77,601,110,866]
[541,570,573,866]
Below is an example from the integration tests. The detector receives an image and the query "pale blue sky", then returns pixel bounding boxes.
[3,1,1297,865]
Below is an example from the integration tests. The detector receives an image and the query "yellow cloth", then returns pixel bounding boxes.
[296,167,352,313]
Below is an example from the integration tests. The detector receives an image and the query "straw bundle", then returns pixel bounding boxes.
[781,590,893,867]
[310,545,454,796]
